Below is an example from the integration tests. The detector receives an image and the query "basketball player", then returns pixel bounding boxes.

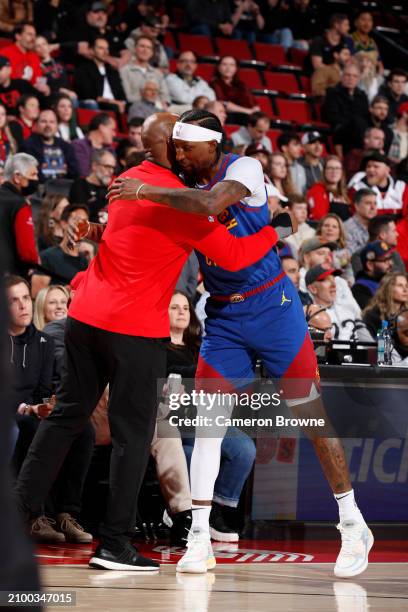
[109,110,374,579]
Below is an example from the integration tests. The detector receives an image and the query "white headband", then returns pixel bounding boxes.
[173,121,223,143]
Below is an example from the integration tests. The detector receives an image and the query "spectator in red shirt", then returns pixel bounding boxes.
[15,112,285,572]
[0,152,40,277]
[307,155,351,221]
[210,56,260,119]
[0,54,38,112]
[2,22,44,87]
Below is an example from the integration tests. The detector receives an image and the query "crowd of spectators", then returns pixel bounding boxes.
[3,0,408,545]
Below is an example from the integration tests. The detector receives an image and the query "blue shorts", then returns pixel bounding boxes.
[196,274,318,400]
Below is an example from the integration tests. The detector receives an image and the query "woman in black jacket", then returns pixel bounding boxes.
[363,272,408,338]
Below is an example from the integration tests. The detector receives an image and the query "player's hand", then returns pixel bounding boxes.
[108,177,145,202]
[67,217,90,248]
[271,210,298,239]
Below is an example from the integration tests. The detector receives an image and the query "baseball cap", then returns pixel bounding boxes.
[301,131,322,146]
[89,1,107,12]
[0,56,10,69]
[361,151,390,169]
[305,265,341,286]
[360,240,395,268]
[299,237,337,258]
[245,142,271,157]
[266,182,288,202]
[142,15,161,27]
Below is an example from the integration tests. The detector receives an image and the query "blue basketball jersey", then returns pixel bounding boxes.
[195,153,282,295]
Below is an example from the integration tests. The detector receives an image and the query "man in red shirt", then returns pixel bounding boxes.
[2,23,45,88]
[15,113,294,572]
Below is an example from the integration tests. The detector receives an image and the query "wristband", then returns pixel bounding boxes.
[271,211,293,239]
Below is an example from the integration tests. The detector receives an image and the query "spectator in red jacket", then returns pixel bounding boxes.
[307,155,351,221]
[210,56,260,118]
[12,94,40,142]
[0,152,40,277]
[2,23,44,87]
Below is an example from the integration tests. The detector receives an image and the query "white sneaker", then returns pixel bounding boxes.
[176,529,216,574]
[334,520,374,578]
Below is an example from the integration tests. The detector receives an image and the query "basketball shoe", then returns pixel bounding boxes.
[334,519,374,578]
[176,528,216,574]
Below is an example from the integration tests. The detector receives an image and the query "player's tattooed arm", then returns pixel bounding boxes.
[108,177,249,216]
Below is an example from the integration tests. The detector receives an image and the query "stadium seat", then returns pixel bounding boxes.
[300,75,311,94]
[77,108,117,128]
[276,98,312,124]
[163,30,177,52]
[223,124,240,137]
[178,34,214,56]
[254,96,275,117]
[168,58,177,72]
[264,72,300,94]
[253,43,286,66]
[289,48,308,68]
[239,68,263,89]
[195,63,215,82]
[216,37,252,60]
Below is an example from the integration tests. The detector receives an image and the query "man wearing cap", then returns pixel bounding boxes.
[300,131,324,191]
[125,15,169,71]
[110,110,374,579]
[165,51,215,113]
[352,240,394,308]
[0,55,39,112]
[348,151,408,216]
[306,265,363,340]
[389,102,408,163]
[299,237,361,318]
[352,214,404,276]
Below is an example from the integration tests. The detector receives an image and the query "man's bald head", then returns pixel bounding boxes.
[142,112,179,168]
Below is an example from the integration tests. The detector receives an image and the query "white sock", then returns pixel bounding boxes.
[191,504,211,536]
[334,489,365,524]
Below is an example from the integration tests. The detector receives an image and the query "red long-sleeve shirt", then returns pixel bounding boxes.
[14,204,40,265]
[69,161,279,336]
[2,44,43,84]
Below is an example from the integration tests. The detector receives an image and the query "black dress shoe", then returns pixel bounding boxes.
[89,543,160,571]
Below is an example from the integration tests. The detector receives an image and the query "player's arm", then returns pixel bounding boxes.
[184,212,297,272]
[189,223,278,271]
[108,177,248,216]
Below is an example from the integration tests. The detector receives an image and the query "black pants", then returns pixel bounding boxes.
[15,317,167,549]
[13,415,95,516]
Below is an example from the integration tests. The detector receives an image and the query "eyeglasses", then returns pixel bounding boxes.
[98,163,115,171]
[326,166,342,171]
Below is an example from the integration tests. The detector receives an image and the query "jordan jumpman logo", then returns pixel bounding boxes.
[281,290,292,306]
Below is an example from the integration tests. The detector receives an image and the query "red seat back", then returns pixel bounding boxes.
[276,98,312,124]
[216,37,252,60]
[264,72,300,94]
[253,42,286,65]
[238,68,263,89]
[178,34,214,56]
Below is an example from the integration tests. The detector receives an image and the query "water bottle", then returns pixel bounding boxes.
[377,320,393,365]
